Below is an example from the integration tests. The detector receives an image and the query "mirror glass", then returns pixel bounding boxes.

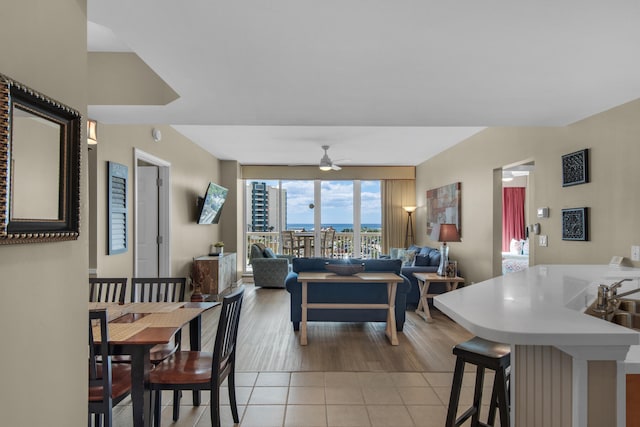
[0,73,81,244]
[11,106,61,220]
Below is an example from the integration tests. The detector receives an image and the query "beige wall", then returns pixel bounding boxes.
[92,124,223,281]
[416,98,640,284]
[0,1,88,426]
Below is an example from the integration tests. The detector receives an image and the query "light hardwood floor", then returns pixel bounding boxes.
[220,284,473,373]
[112,284,484,426]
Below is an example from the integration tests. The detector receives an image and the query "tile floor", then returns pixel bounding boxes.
[112,370,502,427]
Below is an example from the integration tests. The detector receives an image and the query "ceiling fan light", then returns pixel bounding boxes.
[319,164,332,171]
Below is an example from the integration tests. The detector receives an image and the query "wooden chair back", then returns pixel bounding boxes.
[89,309,131,427]
[322,228,336,257]
[213,287,245,386]
[281,230,299,256]
[89,277,128,304]
[130,277,186,303]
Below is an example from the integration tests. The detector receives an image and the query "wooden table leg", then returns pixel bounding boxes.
[189,315,203,405]
[385,282,399,345]
[301,281,308,345]
[128,345,153,427]
[415,279,433,322]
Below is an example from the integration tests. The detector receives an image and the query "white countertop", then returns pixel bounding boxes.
[434,265,640,347]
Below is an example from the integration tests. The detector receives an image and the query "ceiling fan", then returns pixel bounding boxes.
[319,145,342,171]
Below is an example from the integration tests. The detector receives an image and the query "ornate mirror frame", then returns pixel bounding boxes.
[0,73,81,244]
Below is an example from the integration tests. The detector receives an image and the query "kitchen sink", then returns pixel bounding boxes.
[611,312,640,329]
[585,298,640,331]
[619,299,640,314]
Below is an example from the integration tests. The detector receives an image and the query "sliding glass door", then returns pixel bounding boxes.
[244,179,381,271]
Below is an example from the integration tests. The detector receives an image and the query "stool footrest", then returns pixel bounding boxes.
[454,406,477,426]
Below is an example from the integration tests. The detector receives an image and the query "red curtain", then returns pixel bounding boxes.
[502,187,526,252]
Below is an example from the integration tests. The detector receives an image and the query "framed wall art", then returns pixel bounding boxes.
[561,207,588,241]
[426,182,461,236]
[562,149,589,187]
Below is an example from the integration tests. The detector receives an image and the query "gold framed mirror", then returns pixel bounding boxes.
[0,73,81,244]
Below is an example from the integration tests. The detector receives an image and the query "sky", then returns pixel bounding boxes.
[255,180,381,224]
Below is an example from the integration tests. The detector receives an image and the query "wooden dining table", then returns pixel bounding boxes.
[89,301,220,427]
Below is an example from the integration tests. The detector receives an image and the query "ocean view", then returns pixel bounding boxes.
[287,223,381,232]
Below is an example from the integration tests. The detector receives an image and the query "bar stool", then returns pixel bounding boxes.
[446,336,510,427]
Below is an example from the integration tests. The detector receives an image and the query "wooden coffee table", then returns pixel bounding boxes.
[296,271,404,345]
[413,272,464,322]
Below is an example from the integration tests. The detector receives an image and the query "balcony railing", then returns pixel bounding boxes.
[245,231,382,270]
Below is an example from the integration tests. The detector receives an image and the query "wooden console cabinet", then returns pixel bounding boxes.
[192,253,237,298]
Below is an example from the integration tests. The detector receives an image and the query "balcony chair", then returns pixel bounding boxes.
[88,309,131,427]
[89,277,128,304]
[149,287,245,427]
[249,243,293,288]
[321,228,336,257]
[281,230,300,256]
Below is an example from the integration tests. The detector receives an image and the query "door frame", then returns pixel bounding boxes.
[133,148,171,277]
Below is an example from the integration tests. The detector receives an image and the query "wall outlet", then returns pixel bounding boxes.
[632,245,640,262]
[539,235,548,247]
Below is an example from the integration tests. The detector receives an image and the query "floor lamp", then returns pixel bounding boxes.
[403,206,416,248]
[430,223,461,276]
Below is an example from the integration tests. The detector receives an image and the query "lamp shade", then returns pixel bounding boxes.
[403,206,416,213]
[430,223,460,243]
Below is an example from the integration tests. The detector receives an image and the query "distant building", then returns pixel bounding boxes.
[248,182,287,232]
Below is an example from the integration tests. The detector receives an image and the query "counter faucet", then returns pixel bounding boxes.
[594,279,637,319]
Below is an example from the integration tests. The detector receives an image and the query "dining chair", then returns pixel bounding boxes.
[131,277,186,303]
[149,286,245,427]
[131,277,187,363]
[89,277,128,304]
[89,309,132,427]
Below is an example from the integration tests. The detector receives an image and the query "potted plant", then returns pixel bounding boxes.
[210,241,224,256]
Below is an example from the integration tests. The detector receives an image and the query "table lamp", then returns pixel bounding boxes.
[430,223,461,276]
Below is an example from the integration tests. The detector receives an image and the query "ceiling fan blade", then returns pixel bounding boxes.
[331,164,342,171]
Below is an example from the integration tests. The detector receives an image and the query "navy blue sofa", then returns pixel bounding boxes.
[382,245,463,307]
[285,258,412,331]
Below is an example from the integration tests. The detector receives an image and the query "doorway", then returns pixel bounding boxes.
[134,149,171,277]
[500,163,534,275]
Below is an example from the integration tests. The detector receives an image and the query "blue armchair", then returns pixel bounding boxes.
[249,243,293,288]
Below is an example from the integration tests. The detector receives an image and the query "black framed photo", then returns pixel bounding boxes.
[562,207,588,241]
[562,149,589,187]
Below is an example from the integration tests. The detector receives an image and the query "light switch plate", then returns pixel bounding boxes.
[632,246,640,261]
[539,235,548,247]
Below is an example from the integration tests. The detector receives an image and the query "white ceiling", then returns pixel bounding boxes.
[87,1,640,167]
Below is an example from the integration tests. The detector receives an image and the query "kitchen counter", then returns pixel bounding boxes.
[434,264,640,347]
[434,264,640,427]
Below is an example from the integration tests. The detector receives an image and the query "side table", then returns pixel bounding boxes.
[413,272,465,322]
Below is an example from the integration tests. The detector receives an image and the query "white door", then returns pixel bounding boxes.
[136,166,159,277]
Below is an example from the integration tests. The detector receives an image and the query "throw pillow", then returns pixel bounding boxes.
[522,239,530,255]
[428,250,441,267]
[419,247,432,257]
[263,247,277,258]
[390,247,402,259]
[402,250,416,266]
[510,238,523,255]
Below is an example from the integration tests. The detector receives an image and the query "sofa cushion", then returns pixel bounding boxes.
[414,254,430,266]
[264,247,277,258]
